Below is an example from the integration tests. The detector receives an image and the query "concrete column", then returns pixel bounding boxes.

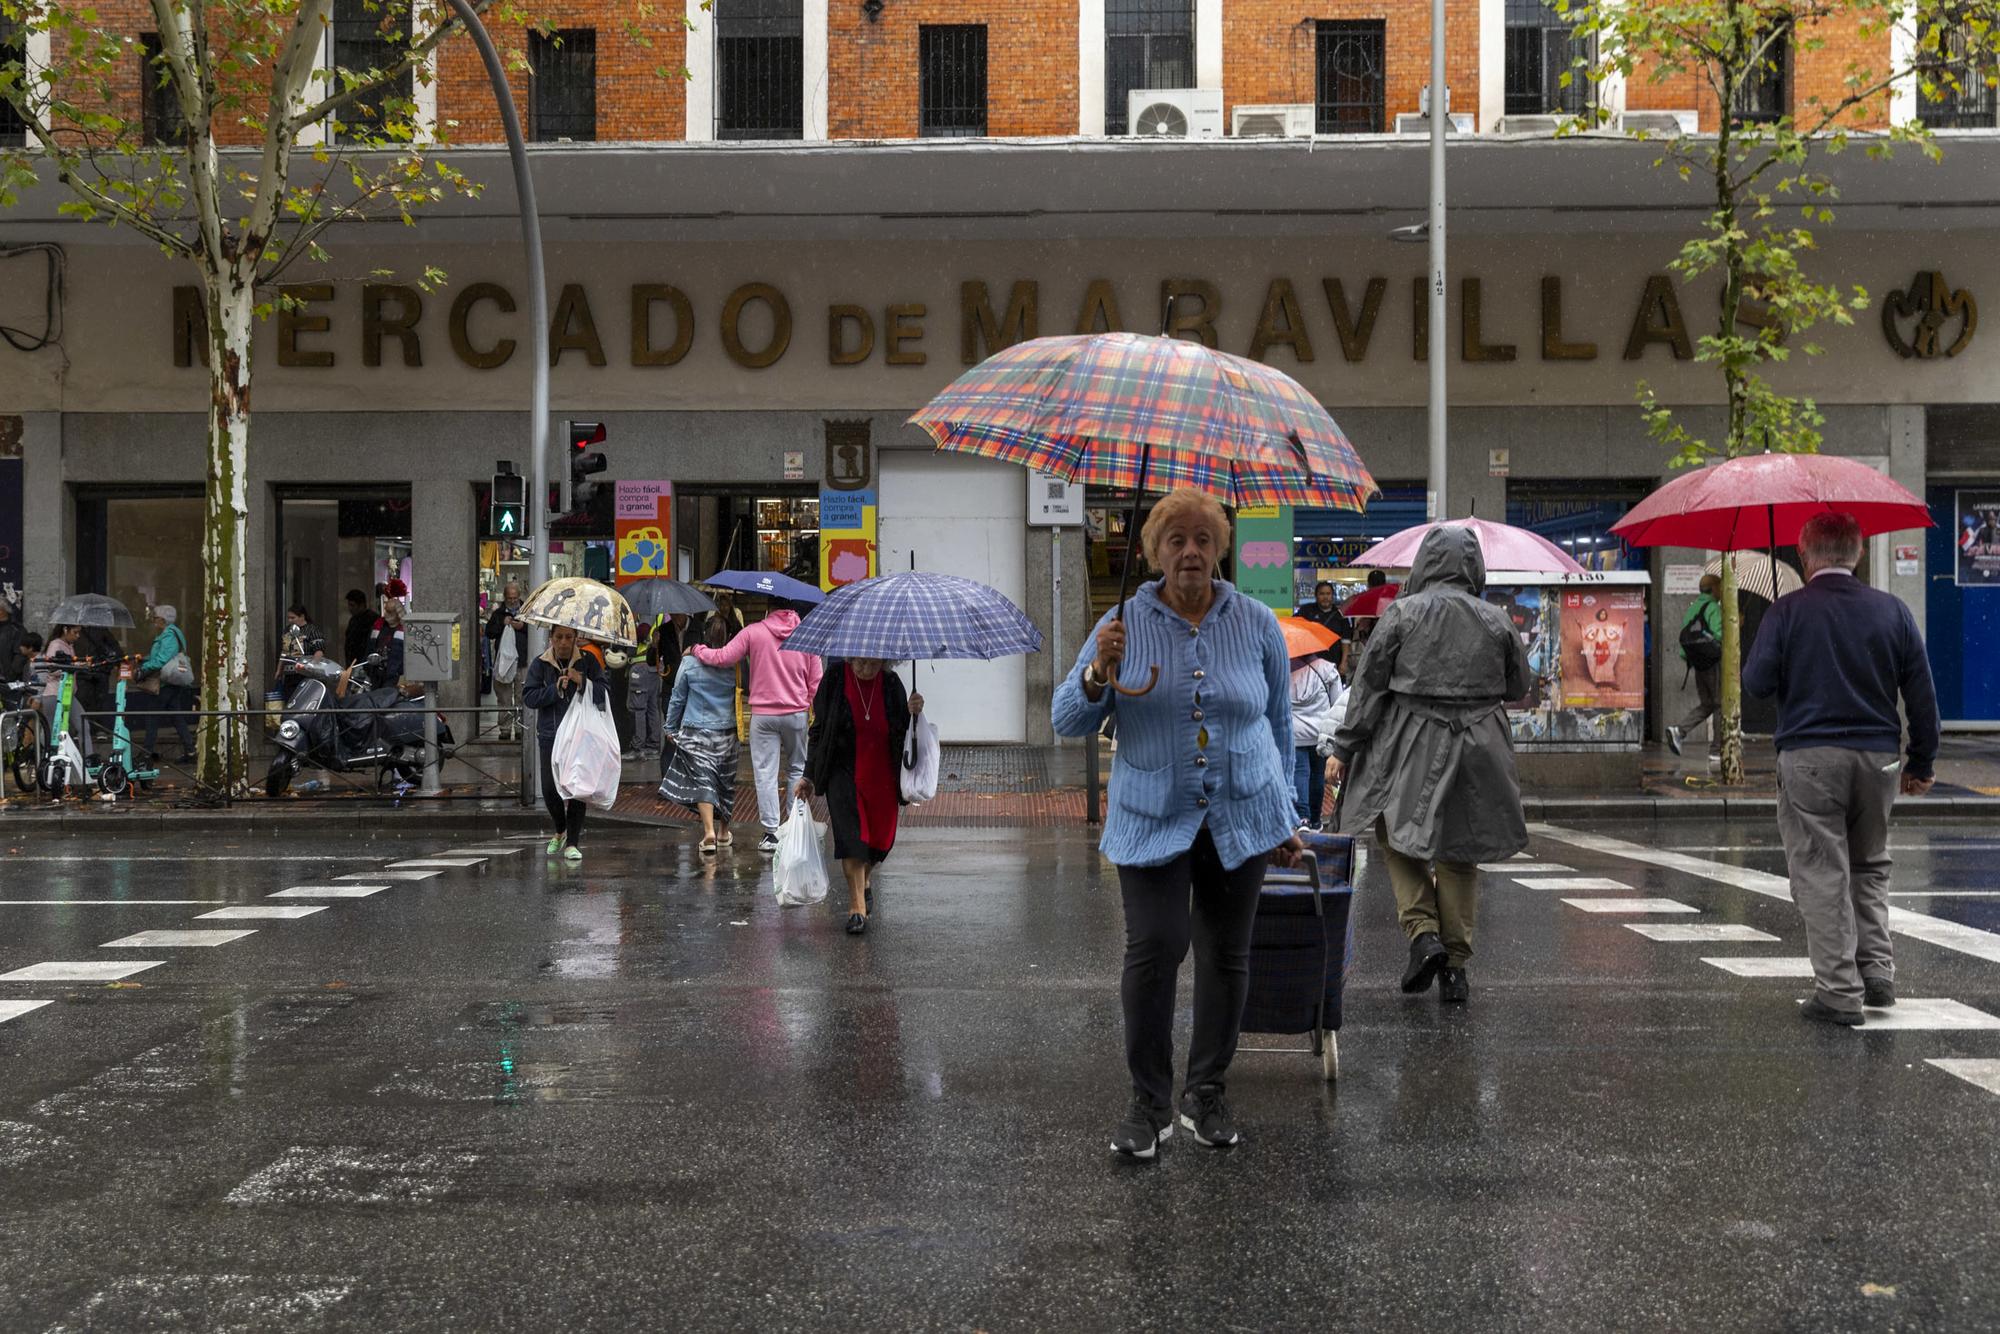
[804,0,829,141]
[1195,0,1222,92]
[1887,403,1927,636]
[19,412,67,627]
[411,476,478,715]
[685,0,715,141]
[1478,0,1504,132]
[1078,0,1105,135]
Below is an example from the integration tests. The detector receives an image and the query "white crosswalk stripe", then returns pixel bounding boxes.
[1562,897,1698,914]
[0,999,53,1023]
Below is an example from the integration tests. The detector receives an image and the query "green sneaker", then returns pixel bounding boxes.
[546,836,563,855]
[562,845,583,862]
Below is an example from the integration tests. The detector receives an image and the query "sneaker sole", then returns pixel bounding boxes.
[1111,1123,1173,1159]
[1177,1113,1239,1148]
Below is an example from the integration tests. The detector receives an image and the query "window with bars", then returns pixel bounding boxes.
[1504,0,1593,116]
[0,16,25,147]
[716,0,803,139]
[1918,17,1999,129]
[1730,22,1790,124]
[919,24,987,137]
[1315,20,1385,134]
[530,29,596,141]
[331,0,413,141]
[139,34,188,147]
[1105,0,1194,135]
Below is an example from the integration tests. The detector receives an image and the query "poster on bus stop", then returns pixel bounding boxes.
[1559,587,1645,710]
[1957,490,2000,587]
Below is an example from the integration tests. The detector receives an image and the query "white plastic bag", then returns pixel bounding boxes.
[901,712,940,804]
[494,628,519,684]
[553,696,622,811]
[773,797,829,906]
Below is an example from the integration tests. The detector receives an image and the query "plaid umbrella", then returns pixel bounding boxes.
[782,572,1042,662]
[909,332,1377,512]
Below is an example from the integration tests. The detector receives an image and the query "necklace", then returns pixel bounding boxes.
[855,673,881,722]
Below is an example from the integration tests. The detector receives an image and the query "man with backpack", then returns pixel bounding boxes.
[1667,573,1724,762]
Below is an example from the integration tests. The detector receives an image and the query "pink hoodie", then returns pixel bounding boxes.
[692,610,823,715]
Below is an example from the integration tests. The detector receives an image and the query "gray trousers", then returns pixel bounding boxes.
[1676,666,1721,748]
[493,674,521,740]
[1775,746,1899,1013]
[629,669,664,757]
[749,711,809,833]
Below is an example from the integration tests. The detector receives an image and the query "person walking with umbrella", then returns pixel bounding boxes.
[1293,581,1351,662]
[522,624,608,861]
[794,660,924,935]
[693,594,823,853]
[1054,489,1303,1159]
[1327,525,1531,1006]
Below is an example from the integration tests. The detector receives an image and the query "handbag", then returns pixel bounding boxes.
[161,628,195,688]
[494,626,520,684]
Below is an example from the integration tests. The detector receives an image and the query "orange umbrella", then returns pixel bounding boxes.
[1274,615,1339,659]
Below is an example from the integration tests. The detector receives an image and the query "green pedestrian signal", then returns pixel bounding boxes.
[491,464,526,537]
[495,505,521,534]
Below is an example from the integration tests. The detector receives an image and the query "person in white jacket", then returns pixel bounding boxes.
[1289,653,1347,830]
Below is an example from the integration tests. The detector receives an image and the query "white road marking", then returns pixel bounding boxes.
[1538,825,2000,966]
[1519,877,1634,891]
[1667,842,2000,853]
[101,930,256,948]
[1627,924,1782,943]
[1701,957,1816,977]
[0,901,213,906]
[1801,997,2000,1032]
[0,960,166,982]
[1479,862,1575,874]
[272,886,386,899]
[1927,1058,2000,1097]
[501,834,551,842]
[339,871,438,882]
[0,999,52,1023]
[449,846,525,856]
[1887,891,2000,898]
[0,854,377,862]
[389,858,486,869]
[1562,897,1699,914]
[195,906,328,921]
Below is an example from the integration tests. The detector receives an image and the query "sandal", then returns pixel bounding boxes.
[845,913,868,936]
[717,829,734,847]
[698,837,717,855]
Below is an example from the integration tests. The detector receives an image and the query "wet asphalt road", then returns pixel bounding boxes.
[2,819,1999,1332]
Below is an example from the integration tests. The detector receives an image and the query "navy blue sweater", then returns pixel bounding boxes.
[1742,572,1941,779]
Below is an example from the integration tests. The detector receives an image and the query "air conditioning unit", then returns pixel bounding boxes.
[1127,88,1224,139]
[1394,112,1476,135]
[1496,113,1598,135]
[1232,102,1315,138]
[1622,109,1698,136]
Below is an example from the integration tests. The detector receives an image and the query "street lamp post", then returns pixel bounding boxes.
[1426,0,1448,521]
[444,0,550,806]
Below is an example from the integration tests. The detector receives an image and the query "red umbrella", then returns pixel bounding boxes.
[1341,584,1400,618]
[1610,453,1931,550]
[1352,517,1585,576]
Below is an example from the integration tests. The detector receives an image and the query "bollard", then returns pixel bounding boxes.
[421,706,442,796]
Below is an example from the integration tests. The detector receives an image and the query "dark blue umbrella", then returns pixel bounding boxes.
[702,569,826,605]
[619,578,716,621]
[781,572,1041,661]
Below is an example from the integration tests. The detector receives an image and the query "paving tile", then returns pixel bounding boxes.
[100,930,257,948]
[1562,897,1699,914]
[1626,924,1782,943]
[1,960,167,982]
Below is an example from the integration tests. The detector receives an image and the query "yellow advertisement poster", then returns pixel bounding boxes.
[819,487,877,590]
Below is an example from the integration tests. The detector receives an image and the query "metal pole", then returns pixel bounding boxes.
[444,0,550,809]
[1427,0,1448,522]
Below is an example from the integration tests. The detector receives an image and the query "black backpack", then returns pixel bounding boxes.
[1678,601,1722,670]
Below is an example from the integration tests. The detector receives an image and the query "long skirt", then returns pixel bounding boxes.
[660,726,738,811]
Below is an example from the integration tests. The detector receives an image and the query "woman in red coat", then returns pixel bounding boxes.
[795,658,924,936]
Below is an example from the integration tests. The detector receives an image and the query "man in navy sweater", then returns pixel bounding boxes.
[1744,512,1940,1028]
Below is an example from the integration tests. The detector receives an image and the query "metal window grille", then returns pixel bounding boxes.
[331,0,413,141]
[1105,0,1194,135]
[0,17,25,147]
[919,24,987,137]
[1315,20,1385,134]
[1731,23,1789,124]
[716,0,803,140]
[529,29,597,142]
[139,34,188,147]
[1503,0,1594,116]
[1918,18,1999,129]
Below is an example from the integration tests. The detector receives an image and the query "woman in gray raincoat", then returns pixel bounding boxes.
[1327,525,1529,1006]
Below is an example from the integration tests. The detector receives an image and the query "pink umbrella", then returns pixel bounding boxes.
[1350,517,1585,576]
[1609,452,1931,550]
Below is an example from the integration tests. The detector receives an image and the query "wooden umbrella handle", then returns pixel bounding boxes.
[1111,664,1160,697]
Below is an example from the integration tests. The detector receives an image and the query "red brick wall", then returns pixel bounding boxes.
[436,5,687,143]
[1622,16,1894,132]
[1223,1,1480,132]
[828,1,1078,138]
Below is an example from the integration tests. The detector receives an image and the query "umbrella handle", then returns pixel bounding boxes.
[1109,664,1160,698]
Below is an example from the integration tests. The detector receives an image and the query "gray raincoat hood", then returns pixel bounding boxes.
[1404,525,1487,598]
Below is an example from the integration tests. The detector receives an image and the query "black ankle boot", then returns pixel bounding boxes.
[1401,932,1446,993]
[1439,967,1469,1004]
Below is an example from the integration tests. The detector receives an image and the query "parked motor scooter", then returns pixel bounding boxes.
[265,654,453,797]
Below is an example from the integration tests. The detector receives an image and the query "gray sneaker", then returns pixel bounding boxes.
[1177,1084,1241,1148]
[1665,726,1685,756]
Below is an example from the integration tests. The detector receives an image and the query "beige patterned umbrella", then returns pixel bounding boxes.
[1704,554,1803,603]
[519,576,640,648]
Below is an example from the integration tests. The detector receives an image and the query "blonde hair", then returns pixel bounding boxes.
[1139,487,1232,571]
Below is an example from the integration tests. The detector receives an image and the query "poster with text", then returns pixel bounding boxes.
[820,486,877,590]
[1560,588,1645,710]
[615,481,673,585]
[1956,490,2000,587]
[1234,505,1294,611]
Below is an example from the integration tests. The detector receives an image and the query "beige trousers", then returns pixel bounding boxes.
[1376,817,1480,967]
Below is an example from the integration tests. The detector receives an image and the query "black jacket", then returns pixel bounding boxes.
[0,621,24,682]
[1293,600,1352,652]
[485,604,529,664]
[805,662,913,804]
[521,649,609,742]
[344,610,379,666]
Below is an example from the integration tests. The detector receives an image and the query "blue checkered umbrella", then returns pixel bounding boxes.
[781,572,1042,661]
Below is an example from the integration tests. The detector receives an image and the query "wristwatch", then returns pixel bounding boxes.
[1083,663,1106,689]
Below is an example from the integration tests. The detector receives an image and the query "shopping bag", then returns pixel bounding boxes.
[773,797,829,906]
[494,629,519,684]
[552,696,622,811]
[900,712,940,804]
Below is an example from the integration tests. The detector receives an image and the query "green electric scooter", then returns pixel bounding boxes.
[33,658,160,799]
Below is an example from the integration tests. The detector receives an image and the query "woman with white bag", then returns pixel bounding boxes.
[794,658,924,936]
[521,625,609,861]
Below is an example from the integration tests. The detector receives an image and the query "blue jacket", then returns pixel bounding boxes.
[1053,579,1296,870]
[666,657,736,733]
[1742,570,1941,779]
[139,624,186,677]
[520,649,609,742]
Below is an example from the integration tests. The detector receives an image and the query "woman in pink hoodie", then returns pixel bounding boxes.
[692,599,824,852]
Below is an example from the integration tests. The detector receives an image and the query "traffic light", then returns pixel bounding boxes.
[490,463,526,537]
[557,419,607,516]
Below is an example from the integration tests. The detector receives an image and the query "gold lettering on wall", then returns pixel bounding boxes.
[1075,279,1122,334]
[550,284,607,367]
[1625,274,1694,360]
[1540,276,1597,361]
[1322,278,1384,363]
[277,284,336,368]
[721,283,792,369]
[828,304,876,365]
[450,283,517,369]
[1162,279,1220,347]
[631,284,694,366]
[362,284,424,368]
[1248,278,1314,363]
[885,303,927,366]
[961,280,1039,364]
[172,285,208,368]
[1461,278,1516,363]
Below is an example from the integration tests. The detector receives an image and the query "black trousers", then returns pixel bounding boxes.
[538,737,587,847]
[1116,826,1268,1112]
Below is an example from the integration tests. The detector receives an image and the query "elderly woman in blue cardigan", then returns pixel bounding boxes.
[1054,487,1301,1161]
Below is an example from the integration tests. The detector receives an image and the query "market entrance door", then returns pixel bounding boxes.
[1927,484,2000,724]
